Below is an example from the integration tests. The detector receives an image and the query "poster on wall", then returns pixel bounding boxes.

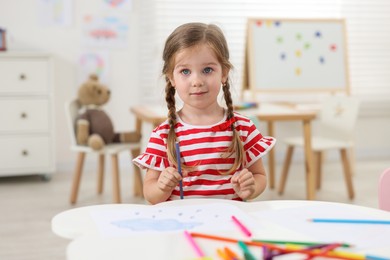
[82,15,129,49]
[37,0,73,26]
[77,51,110,86]
[99,0,133,12]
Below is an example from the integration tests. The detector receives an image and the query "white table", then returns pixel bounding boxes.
[52,199,390,259]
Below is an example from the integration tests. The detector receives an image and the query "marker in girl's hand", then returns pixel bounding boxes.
[231,215,252,237]
[175,141,184,199]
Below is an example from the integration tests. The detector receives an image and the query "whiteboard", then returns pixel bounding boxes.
[246,18,349,93]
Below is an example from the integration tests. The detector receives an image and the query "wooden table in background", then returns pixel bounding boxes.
[130,103,318,200]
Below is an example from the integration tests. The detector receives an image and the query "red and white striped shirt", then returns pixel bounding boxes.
[133,111,276,201]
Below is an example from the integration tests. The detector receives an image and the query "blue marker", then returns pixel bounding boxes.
[310,218,390,225]
[175,141,184,199]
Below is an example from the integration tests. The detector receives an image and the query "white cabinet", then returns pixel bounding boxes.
[0,52,55,177]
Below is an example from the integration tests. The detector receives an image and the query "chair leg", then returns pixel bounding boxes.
[278,146,294,195]
[131,148,144,198]
[349,146,356,176]
[70,152,86,204]
[315,151,322,189]
[97,154,105,194]
[111,154,121,203]
[340,148,355,199]
[304,152,317,200]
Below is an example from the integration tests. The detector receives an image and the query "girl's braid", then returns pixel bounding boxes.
[222,81,245,174]
[165,78,177,128]
[223,82,234,124]
[165,79,179,167]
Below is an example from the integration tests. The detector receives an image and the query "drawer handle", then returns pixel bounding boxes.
[22,150,29,156]
[20,74,26,80]
[21,112,27,119]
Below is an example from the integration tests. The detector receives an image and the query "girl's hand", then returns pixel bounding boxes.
[231,168,256,200]
[157,167,185,192]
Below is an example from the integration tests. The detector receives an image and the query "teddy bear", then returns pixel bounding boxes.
[76,74,141,150]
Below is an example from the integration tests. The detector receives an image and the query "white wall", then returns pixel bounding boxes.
[0,0,141,170]
[1,0,389,173]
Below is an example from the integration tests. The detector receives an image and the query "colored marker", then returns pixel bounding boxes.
[252,239,351,248]
[366,254,390,260]
[216,248,229,260]
[190,232,358,260]
[183,230,204,257]
[231,215,252,237]
[262,246,272,260]
[309,218,390,225]
[237,241,256,260]
[310,243,342,259]
[175,141,184,199]
[224,247,239,260]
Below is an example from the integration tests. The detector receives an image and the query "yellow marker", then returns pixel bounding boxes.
[327,251,365,260]
[217,248,229,260]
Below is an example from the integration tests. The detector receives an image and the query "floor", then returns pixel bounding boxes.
[0,159,388,260]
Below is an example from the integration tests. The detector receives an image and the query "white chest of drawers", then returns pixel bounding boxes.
[0,52,55,178]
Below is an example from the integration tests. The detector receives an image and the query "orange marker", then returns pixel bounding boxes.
[224,247,239,260]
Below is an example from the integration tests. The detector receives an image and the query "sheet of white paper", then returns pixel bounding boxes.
[90,203,261,238]
[252,203,390,250]
[37,0,72,26]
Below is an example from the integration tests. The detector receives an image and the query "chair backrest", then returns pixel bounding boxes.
[379,167,390,211]
[65,99,82,146]
[318,96,360,141]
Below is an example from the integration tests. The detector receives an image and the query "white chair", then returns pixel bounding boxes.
[65,99,143,204]
[278,96,360,199]
[379,167,390,211]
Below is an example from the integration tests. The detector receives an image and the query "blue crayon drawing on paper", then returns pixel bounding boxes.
[111,218,202,231]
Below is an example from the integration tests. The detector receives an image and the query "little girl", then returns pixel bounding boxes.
[133,22,275,204]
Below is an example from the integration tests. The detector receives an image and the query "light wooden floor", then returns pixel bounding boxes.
[0,159,388,260]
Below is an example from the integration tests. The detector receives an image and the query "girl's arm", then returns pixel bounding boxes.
[143,167,183,204]
[231,158,267,201]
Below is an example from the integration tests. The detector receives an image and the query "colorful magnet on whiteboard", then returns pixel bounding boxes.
[319,56,325,64]
[280,52,286,60]
[296,33,302,40]
[274,21,281,27]
[315,31,322,38]
[330,44,337,51]
[304,43,311,49]
[295,50,302,57]
[266,20,272,27]
[276,36,283,43]
[295,67,301,76]
[256,21,262,27]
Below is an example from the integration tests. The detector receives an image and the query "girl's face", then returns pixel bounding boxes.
[169,43,228,111]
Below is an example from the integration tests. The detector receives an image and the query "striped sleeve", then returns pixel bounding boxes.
[132,121,171,171]
[234,113,276,168]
